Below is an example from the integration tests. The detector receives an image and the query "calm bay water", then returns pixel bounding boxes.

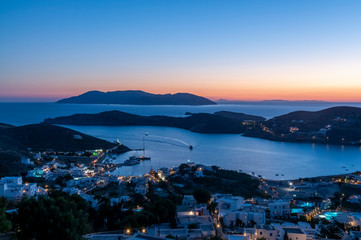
[2,102,361,126]
[64,125,361,180]
[1,102,361,179]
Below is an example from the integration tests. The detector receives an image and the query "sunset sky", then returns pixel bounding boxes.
[1,0,361,102]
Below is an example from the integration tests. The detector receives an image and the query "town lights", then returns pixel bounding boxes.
[126,229,131,234]
[217,224,220,228]
[142,228,146,233]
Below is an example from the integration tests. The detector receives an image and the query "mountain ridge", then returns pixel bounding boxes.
[57,90,216,105]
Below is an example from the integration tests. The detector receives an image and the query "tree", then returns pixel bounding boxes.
[207,201,218,213]
[236,219,245,227]
[193,189,211,204]
[145,197,176,224]
[209,236,222,240]
[283,232,289,240]
[316,223,344,240]
[15,191,90,240]
[55,174,73,187]
[0,197,11,233]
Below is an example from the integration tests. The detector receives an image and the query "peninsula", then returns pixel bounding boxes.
[43,110,264,134]
[244,106,361,145]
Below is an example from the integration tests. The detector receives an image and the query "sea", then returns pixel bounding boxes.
[1,102,361,180]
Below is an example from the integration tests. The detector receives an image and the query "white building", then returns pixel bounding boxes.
[134,179,148,195]
[1,176,22,185]
[69,167,85,177]
[21,157,33,165]
[282,227,307,240]
[215,194,244,214]
[171,211,216,237]
[222,211,265,227]
[0,177,39,201]
[182,195,197,207]
[228,236,250,240]
[348,195,361,204]
[252,199,290,218]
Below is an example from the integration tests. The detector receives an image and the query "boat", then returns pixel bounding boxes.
[124,157,140,166]
[138,155,151,160]
[189,144,193,150]
[127,135,151,163]
[139,135,151,160]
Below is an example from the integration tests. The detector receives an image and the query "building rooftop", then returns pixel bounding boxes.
[130,234,169,240]
[283,227,304,234]
[351,231,361,239]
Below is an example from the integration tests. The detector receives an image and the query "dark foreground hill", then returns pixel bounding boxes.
[0,124,128,152]
[244,106,361,145]
[57,90,216,105]
[0,124,130,177]
[43,111,264,134]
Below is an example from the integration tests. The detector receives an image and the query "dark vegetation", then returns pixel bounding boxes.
[193,188,212,203]
[169,164,262,198]
[0,152,31,177]
[15,191,90,240]
[0,124,122,152]
[0,197,11,234]
[57,90,216,105]
[7,190,176,239]
[0,123,129,176]
[316,223,344,239]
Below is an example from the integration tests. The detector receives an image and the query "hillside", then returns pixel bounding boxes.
[43,110,264,134]
[244,106,361,145]
[214,111,266,121]
[57,90,216,105]
[0,124,130,176]
[0,124,130,152]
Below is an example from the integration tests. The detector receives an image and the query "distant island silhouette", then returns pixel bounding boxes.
[57,90,216,105]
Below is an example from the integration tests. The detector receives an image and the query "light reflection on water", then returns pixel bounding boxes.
[65,125,361,180]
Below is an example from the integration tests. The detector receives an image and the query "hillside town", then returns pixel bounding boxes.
[1,148,361,240]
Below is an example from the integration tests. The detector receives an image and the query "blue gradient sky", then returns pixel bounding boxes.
[1,0,361,101]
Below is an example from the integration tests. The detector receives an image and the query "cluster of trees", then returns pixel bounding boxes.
[316,223,344,240]
[0,197,11,234]
[55,173,73,187]
[1,190,177,239]
[15,191,90,240]
[193,188,211,204]
[90,195,177,231]
[171,165,262,198]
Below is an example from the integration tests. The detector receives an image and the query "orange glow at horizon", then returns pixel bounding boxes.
[3,85,361,102]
